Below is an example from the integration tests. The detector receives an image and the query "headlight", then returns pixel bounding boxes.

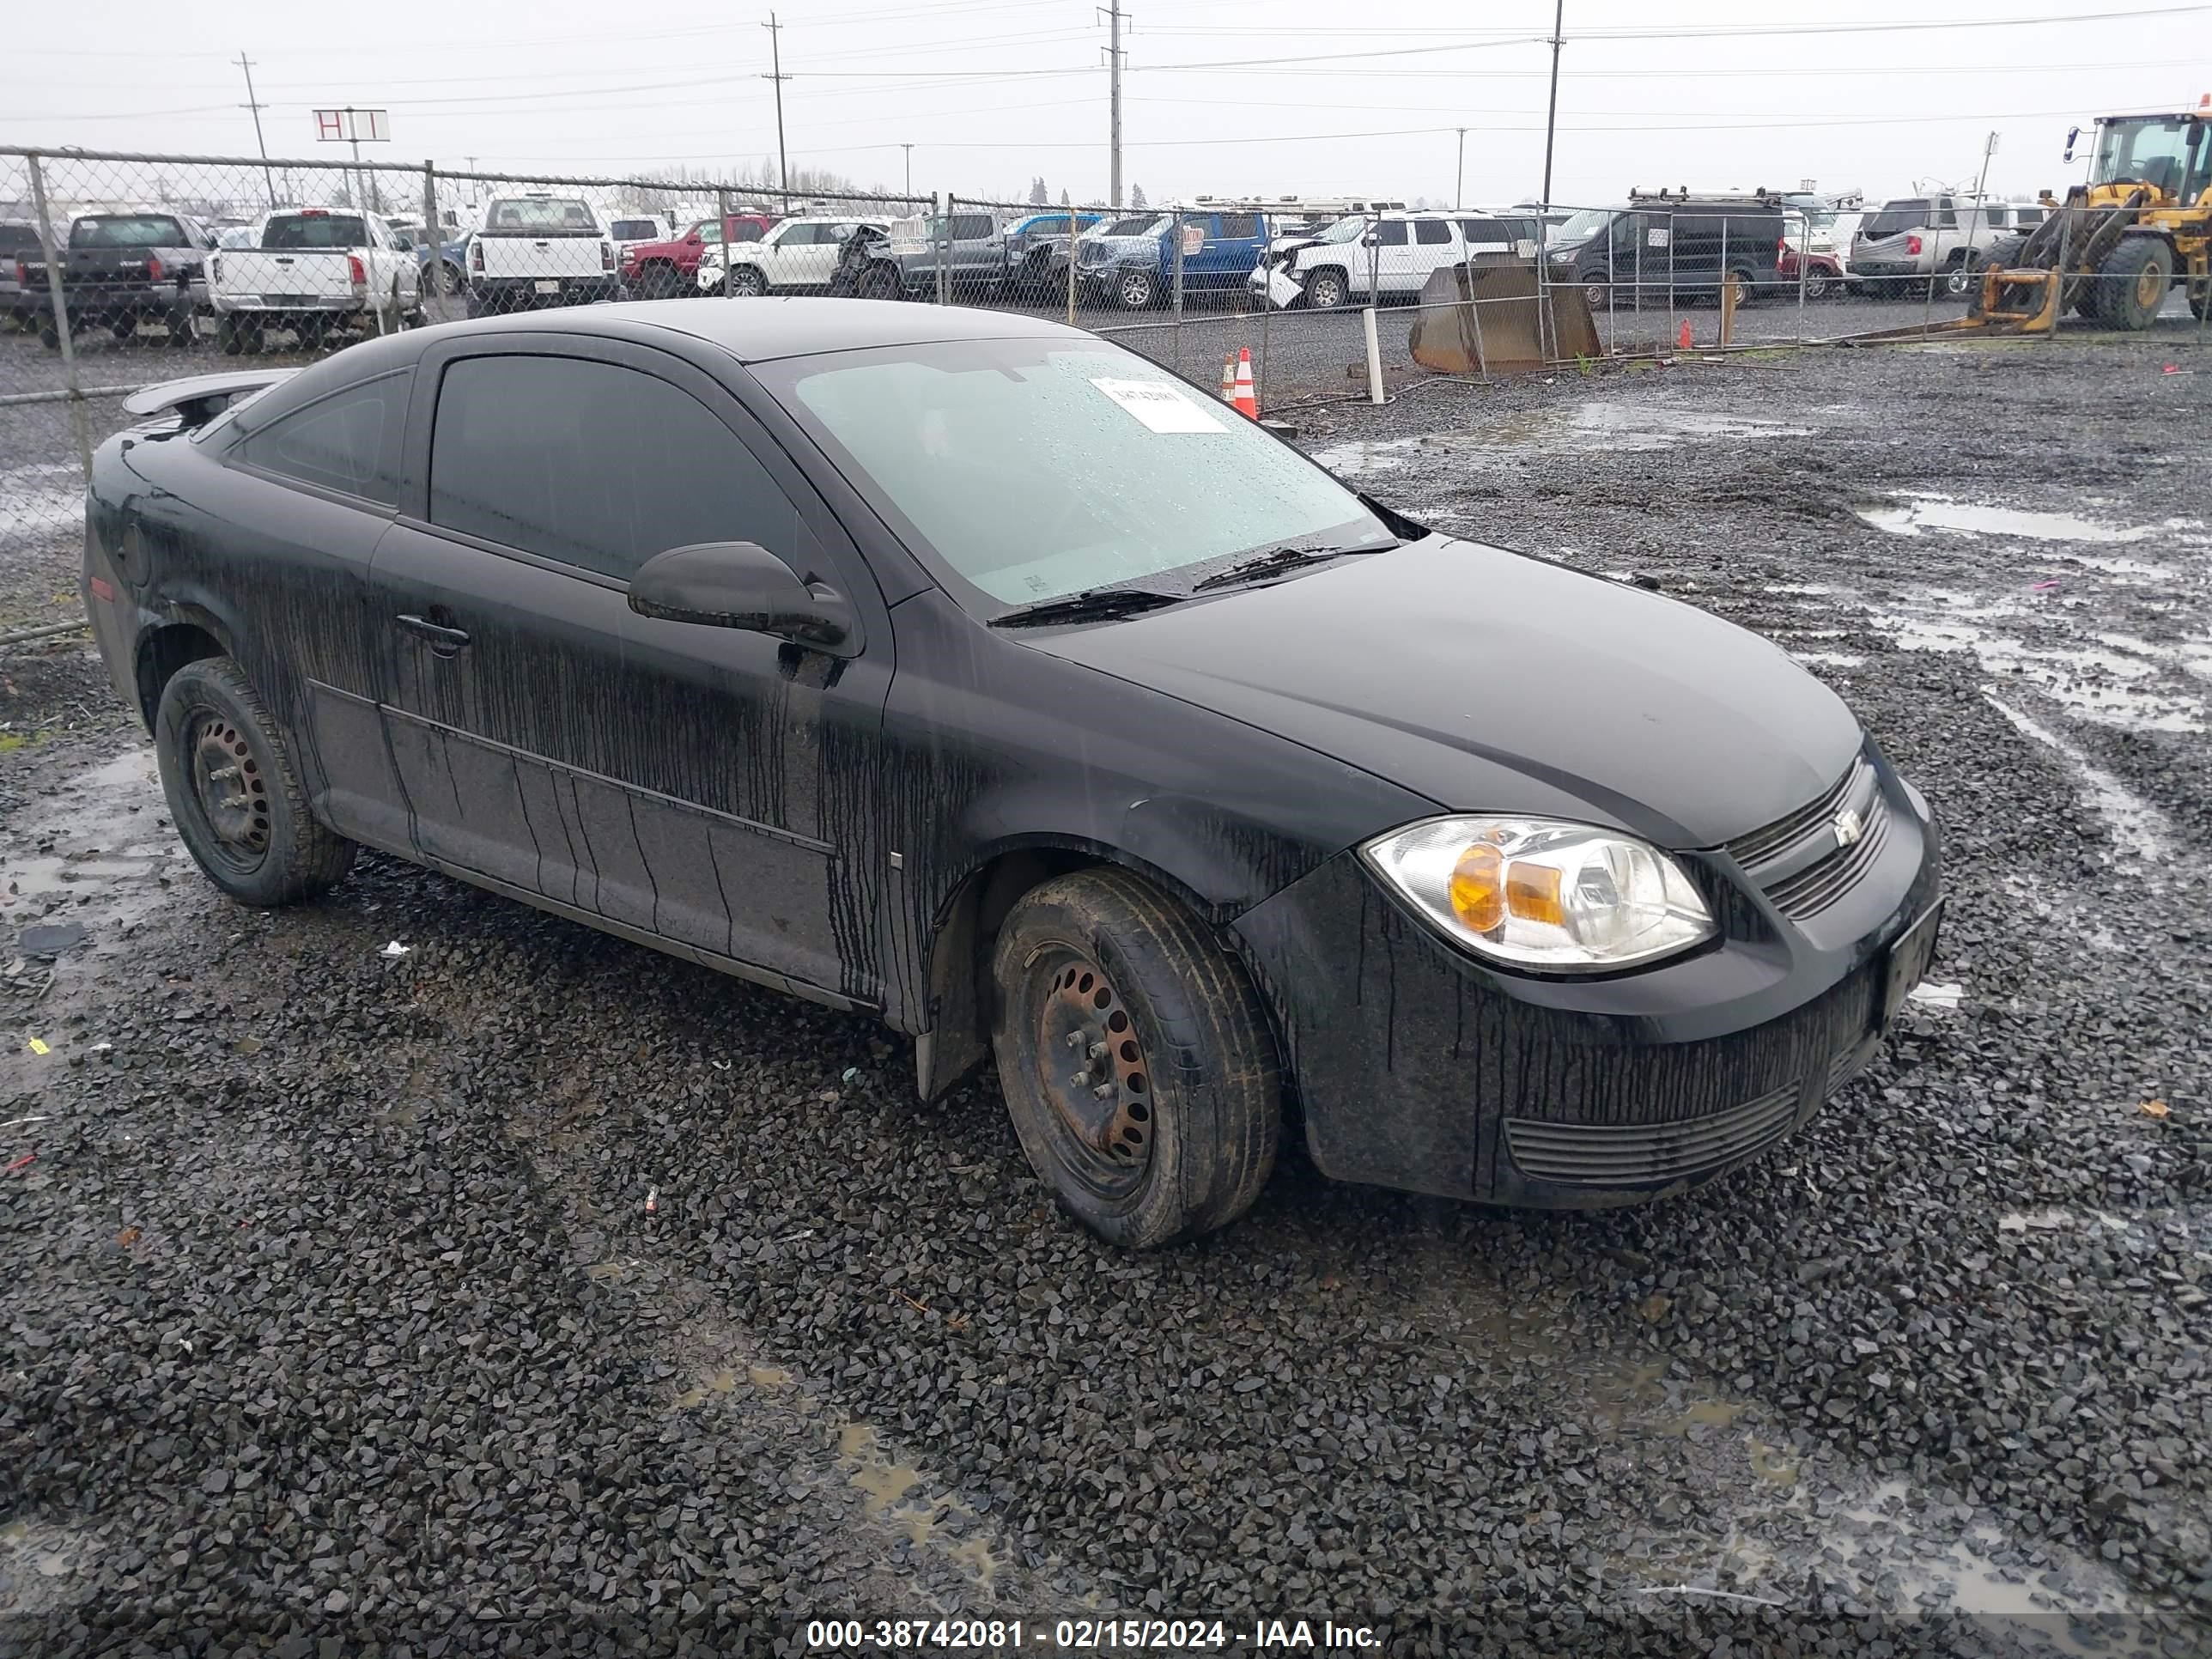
[1361,817,1715,972]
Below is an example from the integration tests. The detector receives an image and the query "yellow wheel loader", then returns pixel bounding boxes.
[1969,103,2211,332]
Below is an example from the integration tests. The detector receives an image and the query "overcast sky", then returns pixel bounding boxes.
[8,0,2211,210]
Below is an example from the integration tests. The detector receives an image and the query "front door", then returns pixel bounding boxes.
[372,334,890,1003]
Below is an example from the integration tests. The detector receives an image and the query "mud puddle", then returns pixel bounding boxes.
[1856,492,2195,548]
[1982,695,2175,861]
[1311,401,1814,478]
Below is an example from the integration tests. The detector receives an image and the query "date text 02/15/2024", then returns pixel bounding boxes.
[801,1617,1383,1650]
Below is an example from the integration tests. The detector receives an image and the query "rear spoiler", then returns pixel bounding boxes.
[122,368,299,428]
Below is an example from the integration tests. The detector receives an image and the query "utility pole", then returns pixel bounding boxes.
[1540,0,1565,208]
[1455,127,1467,209]
[1099,2,1126,208]
[1971,129,2000,205]
[763,12,791,197]
[236,53,276,209]
[901,143,914,197]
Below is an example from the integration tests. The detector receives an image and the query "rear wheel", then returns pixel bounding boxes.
[154,658,356,908]
[2097,237,2172,331]
[1942,255,1977,299]
[1800,270,1831,301]
[991,867,1281,1249]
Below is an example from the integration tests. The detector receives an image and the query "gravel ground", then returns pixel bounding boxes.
[3,323,2210,1657]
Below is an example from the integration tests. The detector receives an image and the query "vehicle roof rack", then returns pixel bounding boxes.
[1626,186,1784,206]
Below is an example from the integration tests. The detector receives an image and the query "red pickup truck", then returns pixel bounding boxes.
[621,212,779,298]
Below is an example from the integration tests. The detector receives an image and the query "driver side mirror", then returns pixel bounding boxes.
[628,540,856,653]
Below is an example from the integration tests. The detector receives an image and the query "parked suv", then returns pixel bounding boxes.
[1076,209,1270,310]
[1005,210,1103,298]
[699,216,886,296]
[1253,210,1538,310]
[884,210,1011,298]
[1850,195,2016,297]
[1,222,41,330]
[1547,191,1785,309]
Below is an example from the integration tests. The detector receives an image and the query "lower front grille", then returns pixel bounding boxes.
[1503,1081,1801,1186]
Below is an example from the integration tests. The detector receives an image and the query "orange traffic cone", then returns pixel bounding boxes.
[1677,319,1693,350]
[1220,353,1237,403]
[1232,347,1259,419]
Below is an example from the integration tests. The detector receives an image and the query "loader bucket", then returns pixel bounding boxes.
[1407,261,1599,375]
[1971,264,2063,333]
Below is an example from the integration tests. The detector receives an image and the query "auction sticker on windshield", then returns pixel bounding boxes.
[1091,377,1224,434]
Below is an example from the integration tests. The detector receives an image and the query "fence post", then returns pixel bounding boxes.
[25,151,93,489]
[1065,204,1079,327]
[936,194,950,307]
[719,188,733,297]
[1796,207,1808,343]
[422,161,441,313]
[1362,306,1384,404]
[26,154,79,397]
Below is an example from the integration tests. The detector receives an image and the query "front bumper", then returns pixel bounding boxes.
[1231,748,1942,1208]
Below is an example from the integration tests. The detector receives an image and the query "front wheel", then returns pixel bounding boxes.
[2097,237,2172,331]
[1113,267,1158,310]
[1304,267,1349,312]
[726,265,768,297]
[991,867,1281,1249]
[1800,271,1831,301]
[154,657,357,908]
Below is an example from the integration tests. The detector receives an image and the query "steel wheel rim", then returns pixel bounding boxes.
[2136,263,2163,309]
[1030,949,1153,1199]
[187,713,270,870]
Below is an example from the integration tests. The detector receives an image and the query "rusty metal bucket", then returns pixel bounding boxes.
[1407,261,1601,375]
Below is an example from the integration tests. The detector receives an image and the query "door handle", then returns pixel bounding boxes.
[396,613,471,655]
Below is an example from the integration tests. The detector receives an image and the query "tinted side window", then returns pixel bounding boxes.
[1374,220,1408,246]
[428,355,805,582]
[731,222,763,242]
[1414,219,1451,245]
[238,371,409,505]
[1215,213,1261,240]
[779,222,821,246]
[1931,200,1958,228]
[951,214,994,240]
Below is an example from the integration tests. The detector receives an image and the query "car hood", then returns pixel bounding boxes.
[1026,536,1863,849]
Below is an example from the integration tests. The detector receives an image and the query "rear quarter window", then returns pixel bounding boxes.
[235,370,410,506]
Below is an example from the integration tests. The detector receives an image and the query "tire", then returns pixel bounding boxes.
[154,657,356,908]
[2096,237,2172,331]
[440,262,465,297]
[854,262,901,300]
[1800,271,1831,301]
[2191,280,2210,323]
[216,314,246,356]
[1942,256,1978,300]
[1727,268,1757,308]
[643,263,683,300]
[165,307,195,347]
[38,319,60,350]
[1304,267,1348,312]
[465,291,487,319]
[727,265,768,297]
[991,867,1281,1249]
[110,313,137,341]
[1113,267,1158,310]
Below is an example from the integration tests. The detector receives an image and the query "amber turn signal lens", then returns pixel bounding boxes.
[1505,860,1564,927]
[1449,843,1505,933]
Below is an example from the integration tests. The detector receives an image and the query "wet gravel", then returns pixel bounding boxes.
[4,325,2211,1657]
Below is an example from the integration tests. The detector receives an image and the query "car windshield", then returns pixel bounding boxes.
[1553,208,1613,242]
[262,214,370,249]
[70,216,185,247]
[1311,215,1364,244]
[763,337,1395,610]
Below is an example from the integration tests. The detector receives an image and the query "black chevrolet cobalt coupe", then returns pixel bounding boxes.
[83,301,1940,1248]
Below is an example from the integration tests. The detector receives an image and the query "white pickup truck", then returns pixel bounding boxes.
[465,193,621,313]
[205,208,422,354]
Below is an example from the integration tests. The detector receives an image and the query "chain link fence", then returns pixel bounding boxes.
[5,144,2206,638]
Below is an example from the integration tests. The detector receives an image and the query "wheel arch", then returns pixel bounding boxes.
[912,836,1228,1101]
[134,608,236,729]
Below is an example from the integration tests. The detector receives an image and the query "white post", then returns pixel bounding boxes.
[1363,306,1384,404]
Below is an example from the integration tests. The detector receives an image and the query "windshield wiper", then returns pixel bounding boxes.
[1190,538,1397,592]
[988,586,1186,628]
